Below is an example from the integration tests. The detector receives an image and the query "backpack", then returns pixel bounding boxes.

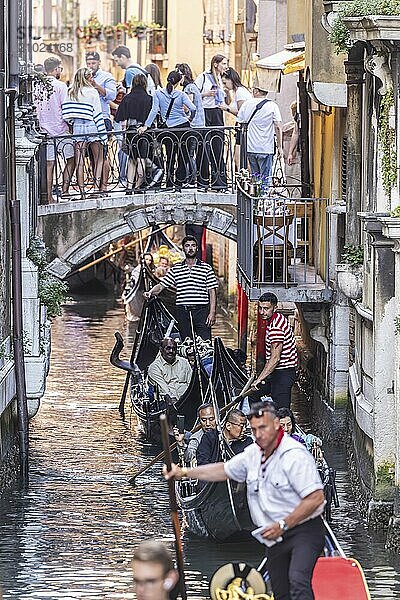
[123,65,154,93]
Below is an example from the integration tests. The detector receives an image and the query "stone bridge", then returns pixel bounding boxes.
[37,190,238,278]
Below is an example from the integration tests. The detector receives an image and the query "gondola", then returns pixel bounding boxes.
[296,425,340,523]
[209,520,371,599]
[110,297,208,440]
[175,340,254,542]
[122,228,181,322]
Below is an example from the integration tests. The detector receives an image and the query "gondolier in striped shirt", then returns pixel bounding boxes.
[248,292,297,409]
[144,235,218,341]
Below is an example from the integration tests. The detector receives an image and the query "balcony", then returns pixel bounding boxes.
[147,27,168,59]
[237,182,333,302]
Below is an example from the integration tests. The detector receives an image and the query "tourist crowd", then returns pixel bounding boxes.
[35,48,288,202]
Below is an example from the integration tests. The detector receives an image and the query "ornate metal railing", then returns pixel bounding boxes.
[237,182,330,289]
[38,125,239,203]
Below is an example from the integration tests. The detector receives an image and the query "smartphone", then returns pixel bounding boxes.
[176,415,185,434]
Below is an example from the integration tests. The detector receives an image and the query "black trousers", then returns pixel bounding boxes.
[176,305,211,341]
[160,123,191,188]
[267,517,325,600]
[248,367,296,409]
[197,108,227,189]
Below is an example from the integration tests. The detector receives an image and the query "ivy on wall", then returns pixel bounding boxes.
[27,238,70,319]
[378,88,397,200]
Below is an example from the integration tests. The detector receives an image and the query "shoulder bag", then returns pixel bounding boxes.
[158,97,176,129]
[236,98,270,145]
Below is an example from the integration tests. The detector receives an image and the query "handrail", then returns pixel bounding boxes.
[35,124,240,203]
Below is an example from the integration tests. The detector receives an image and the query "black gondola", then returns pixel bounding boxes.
[176,443,255,542]
[122,228,181,322]
[110,297,208,440]
[174,339,254,542]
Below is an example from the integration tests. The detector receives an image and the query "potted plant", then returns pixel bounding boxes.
[329,0,400,54]
[336,244,364,299]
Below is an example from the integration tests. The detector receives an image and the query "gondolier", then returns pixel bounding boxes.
[165,402,325,599]
[144,235,218,341]
[248,292,297,409]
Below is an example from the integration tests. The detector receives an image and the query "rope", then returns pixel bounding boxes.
[215,579,273,599]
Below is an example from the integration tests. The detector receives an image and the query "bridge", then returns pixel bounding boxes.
[38,189,237,278]
[33,125,332,303]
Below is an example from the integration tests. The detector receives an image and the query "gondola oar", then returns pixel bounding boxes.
[160,414,187,600]
[128,374,255,485]
[67,224,171,277]
[189,310,205,403]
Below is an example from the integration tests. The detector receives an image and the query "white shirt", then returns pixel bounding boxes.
[230,86,252,113]
[224,434,324,528]
[194,71,224,110]
[237,97,282,154]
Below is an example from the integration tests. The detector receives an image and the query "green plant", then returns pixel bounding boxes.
[329,0,400,54]
[341,244,364,266]
[27,237,70,319]
[378,89,397,199]
[390,205,400,217]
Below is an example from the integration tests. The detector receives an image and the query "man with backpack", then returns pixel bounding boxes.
[237,85,283,183]
[112,45,155,95]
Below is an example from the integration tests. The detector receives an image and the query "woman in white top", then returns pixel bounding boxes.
[221,67,252,116]
[221,67,252,169]
[194,54,228,190]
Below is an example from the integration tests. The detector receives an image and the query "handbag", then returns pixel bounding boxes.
[158,97,175,129]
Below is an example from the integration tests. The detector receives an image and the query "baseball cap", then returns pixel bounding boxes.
[86,51,100,61]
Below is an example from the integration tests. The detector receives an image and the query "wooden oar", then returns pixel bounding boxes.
[128,374,255,485]
[68,223,171,277]
[160,414,187,600]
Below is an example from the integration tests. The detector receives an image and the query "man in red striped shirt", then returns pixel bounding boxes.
[248,292,297,409]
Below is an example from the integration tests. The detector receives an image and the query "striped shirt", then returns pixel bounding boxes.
[62,87,107,143]
[265,311,297,369]
[160,259,218,306]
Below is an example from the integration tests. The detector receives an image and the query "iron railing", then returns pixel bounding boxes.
[38,125,239,202]
[237,182,330,289]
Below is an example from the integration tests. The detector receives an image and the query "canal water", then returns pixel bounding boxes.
[0,296,399,599]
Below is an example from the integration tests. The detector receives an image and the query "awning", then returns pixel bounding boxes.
[256,48,305,92]
[311,82,347,108]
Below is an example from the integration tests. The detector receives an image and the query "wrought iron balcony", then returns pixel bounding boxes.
[237,181,333,302]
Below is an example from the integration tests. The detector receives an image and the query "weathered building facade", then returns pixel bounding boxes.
[247,0,400,547]
[0,0,51,493]
[32,0,259,84]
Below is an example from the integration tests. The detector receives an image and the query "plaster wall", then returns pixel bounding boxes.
[258,0,299,125]
[305,0,345,84]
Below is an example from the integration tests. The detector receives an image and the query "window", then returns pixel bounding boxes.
[153,0,167,27]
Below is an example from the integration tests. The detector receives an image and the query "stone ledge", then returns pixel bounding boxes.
[37,190,237,216]
[386,515,400,553]
[368,499,394,530]
[343,15,400,43]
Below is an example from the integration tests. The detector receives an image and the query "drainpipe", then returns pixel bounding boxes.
[137,0,144,65]
[344,42,364,244]
[6,0,29,486]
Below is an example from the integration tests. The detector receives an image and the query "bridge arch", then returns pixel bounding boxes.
[47,204,237,279]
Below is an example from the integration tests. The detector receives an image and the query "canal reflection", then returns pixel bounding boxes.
[0,297,399,599]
